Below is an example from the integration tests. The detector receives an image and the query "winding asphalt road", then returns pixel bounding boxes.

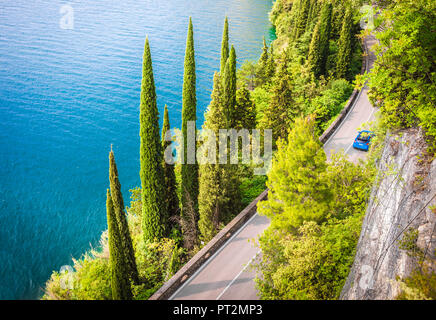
[170,35,377,300]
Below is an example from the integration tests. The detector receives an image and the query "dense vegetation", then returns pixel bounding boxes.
[43,0,435,300]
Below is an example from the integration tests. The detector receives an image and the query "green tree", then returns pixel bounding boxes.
[109,149,139,284]
[259,58,295,143]
[198,72,242,241]
[307,3,332,78]
[235,86,256,129]
[106,189,132,300]
[161,105,180,233]
[139,37,167,242]
[256,37,270,86]
[367,0,436,152]
[336,5,353,80]
[307,20,323,77]
[220,17,229,76]
[258,116,332,230]
[181,18,199,229]
[292,0,311,41]
[198,73,225,241]
[222,45,237,127]
[266,42,276,80]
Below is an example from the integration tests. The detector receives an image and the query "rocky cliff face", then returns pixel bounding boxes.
[341,128,436,300]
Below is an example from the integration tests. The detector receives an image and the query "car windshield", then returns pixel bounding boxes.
[357,133,370,142]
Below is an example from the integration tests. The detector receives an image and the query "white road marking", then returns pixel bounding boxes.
[169,212,260,300]
[216,250,261,300]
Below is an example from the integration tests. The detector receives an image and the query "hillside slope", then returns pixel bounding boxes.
[341,128,436,299]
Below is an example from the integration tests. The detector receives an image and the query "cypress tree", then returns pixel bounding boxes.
[220,17,229,76]
[307,20,323,77]
[305,0,318,32]
[235,87,256,130]
[266,42,276,80]
[257,37,270,86]
[139,37,167,242]
[292,0,311,41]
[106,189,132,300]
[161,105,180,232]
[318,3,332,77]
[198,72,224,241]
[222,45,237,127]
[336,5,353,80]
[109,149,139,284]
[181,17,199,228]
[260,58,295,144]
[307,3,331,79]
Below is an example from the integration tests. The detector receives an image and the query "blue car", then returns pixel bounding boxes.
[353,130,374,151]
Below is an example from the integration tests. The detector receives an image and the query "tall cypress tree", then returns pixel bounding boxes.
[161,105,180,233]
[139,37,167,242]
[292,0,311,41]
[266,42,276,80]
[307,20,323,77]
[106,189,132,300]
[109,149,139,284]
[307,2,331,79]
[181,18,199,228]
[257,37,270,86]
[318,3,332,77]
[235,86,256,130]
[220,17,229,76]
[222,45,237,127]
[260,57,295,144]
[198,72,224,241]
[336,5,353,80]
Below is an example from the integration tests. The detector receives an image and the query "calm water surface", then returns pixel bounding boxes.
[0,0,273,299]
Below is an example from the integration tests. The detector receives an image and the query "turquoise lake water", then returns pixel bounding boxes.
[0,0,273,299]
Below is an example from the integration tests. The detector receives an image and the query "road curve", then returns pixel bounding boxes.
[170,35,377,300]
[324,34,377,164]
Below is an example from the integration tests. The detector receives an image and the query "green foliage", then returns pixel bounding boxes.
[222,46,237,127]
[396,266,436,300]
[258,117,331,230]
[220,17,229,76]
[307,3,331,78]
[161,105,180,233]
[106,189,133,299]
[292,0,311,42]
[73,256,112,300]
[43,250,112,300]
[139,38,167,242]
[256,214,363,300]
[396,227,436,300]
[367,0,436,153]
[239,175,267,208]
[307,79,353,134]
[181,18,199,225]
[109,150,139,284]
[336,5,354,80]
[234,87,256,130]
[250,84,272,124]
[134,237,184,298]
[255,115,375,300]
[237,61,258,90]
[198,72,242,242]
[259,58,295,144]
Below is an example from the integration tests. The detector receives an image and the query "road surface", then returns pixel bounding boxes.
[170,35,377,300]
